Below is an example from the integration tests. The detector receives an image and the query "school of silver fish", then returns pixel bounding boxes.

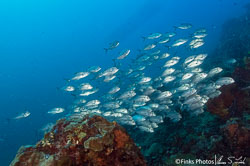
[21,23,236,133]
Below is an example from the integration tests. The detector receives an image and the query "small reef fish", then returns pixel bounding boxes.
[14,111,31,120]
[104,40,119,53]
[48,108,65,114]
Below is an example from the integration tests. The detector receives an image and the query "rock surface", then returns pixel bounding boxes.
[10,115,146,166]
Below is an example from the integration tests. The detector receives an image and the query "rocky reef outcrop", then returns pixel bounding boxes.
[10,115,146,166]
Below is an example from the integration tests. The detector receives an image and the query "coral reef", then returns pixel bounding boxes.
[244,56,250,70]
[206,82,249,120]
[222,120,250,157]
[205,9,250,159]
[10,4,250,166]
[10,115,146,166]
[127,5,250,166]
[206,84,235,119]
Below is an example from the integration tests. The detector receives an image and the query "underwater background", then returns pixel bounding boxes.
[0,0,250,165]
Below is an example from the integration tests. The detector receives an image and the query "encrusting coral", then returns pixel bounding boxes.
[10,115,146,166]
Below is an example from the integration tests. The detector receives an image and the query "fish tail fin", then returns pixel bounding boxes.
[70,93,77,98]
[165,45,170,50]
[141,36,146,41]
[180,103,184,110]
[104,48,109,53]
[90,75,99,81]
[63,78,71,82]
[184,44,190,50]
[173,26,177,31]
[112,58,117,66]
[178,97,184,110]
[6,118,11,123]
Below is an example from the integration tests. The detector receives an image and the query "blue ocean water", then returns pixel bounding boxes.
[0,0,249,165]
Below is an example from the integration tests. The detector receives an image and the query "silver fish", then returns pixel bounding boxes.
[14,111,31,119]
[187,60,203,68]
[175,23,192,30]
[79,89,98,96]
[144,33,162,40]
[165,111,182,122]
[88,66,101,73]
[183,95,202,105]
[164,32,176,38]
[133,115,146,122]
[159,38,170,44]
[215,77,235,86]
[182,88,197,98]
[160,53,170,59]
[208,67,223,77]
[144,44,156,50]
[104,75,116,82]
[163,76,176,83]
[182,73,194,80]
[133,95,150,103]
[177,84,191,91]
[71,72,90,80]
[117,49,131,60]
[164,59,179,67]
[108,86,120,94]
[110,113,123,117]
[151,50,161,57]
[103,101,120,109]
[85,100,101,107]
[62,86,75,92]
[226,58,237,64]
[193,32,207,38]
[149,116,163,123]
[191,68,203,73]
[48,108,64,114]
[136,107,155,117]
[208,90,221,98]
[119,90,136,100]
[103,111,112,116]
[143,86,156,95]
[148,103,159,109]
[162,68,175,76]
[138,125,154,133]
[190,41,204,49]
[189,39,204,46]
[192,73,207,83]
[188,102,204,110]
[172,39,188,47]
[79,83,93,91]
[195,54,207,61]
[104,40,119,52]
[74,98,87,104]
[184,55,195,64]
[99,67,118,77]
[138,76,151,84]
[115,108,128,114]
[156,91,172,100]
